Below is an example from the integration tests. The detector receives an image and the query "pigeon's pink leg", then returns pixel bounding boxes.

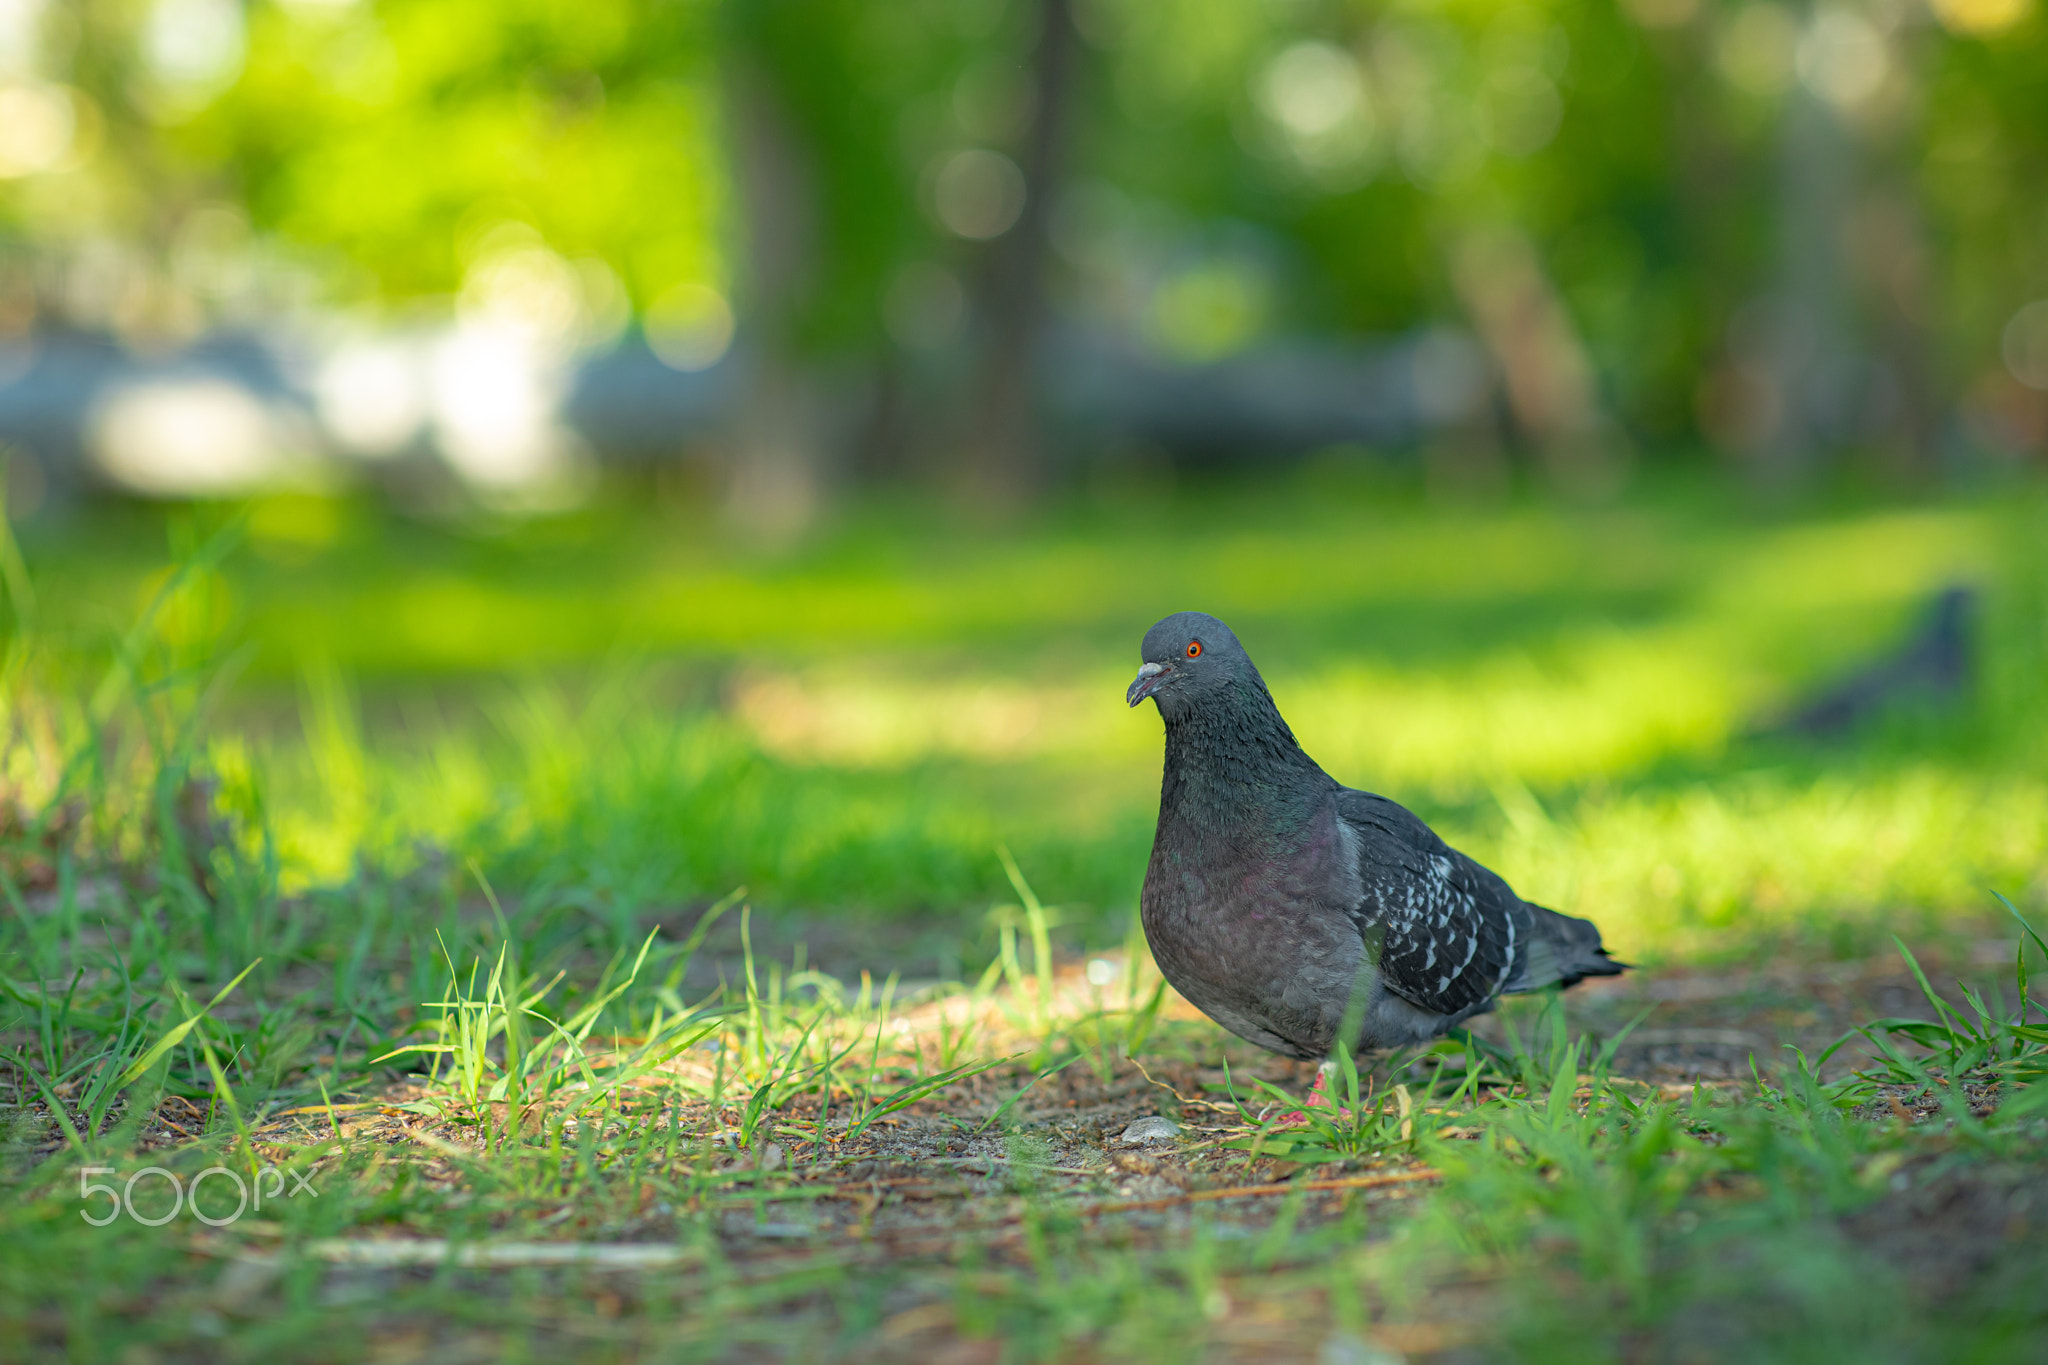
[1275,1065,1354,1126]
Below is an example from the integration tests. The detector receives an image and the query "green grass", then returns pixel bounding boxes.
[3,472,2047,1362]
[19,474,2048,949]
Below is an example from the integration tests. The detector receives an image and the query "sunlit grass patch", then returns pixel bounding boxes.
[1463,764,2048,959]
[61,478,2021,953]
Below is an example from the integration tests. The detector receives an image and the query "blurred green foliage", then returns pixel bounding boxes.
[6,0,2048,451]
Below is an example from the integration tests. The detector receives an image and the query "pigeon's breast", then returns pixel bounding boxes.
[1139,798,1366,1058]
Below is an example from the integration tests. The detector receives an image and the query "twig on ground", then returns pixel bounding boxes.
[1078,1167,1440,1216]
[921,1155,1107,1176]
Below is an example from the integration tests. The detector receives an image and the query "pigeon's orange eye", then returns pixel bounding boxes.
[1186,641,1202,658]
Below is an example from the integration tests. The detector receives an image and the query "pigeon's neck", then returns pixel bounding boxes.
[1158,677,1333,840]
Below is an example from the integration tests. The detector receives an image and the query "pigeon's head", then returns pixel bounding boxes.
[1127,611,1253,719]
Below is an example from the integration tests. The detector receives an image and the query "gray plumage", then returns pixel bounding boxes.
[1128,611,1622,1060]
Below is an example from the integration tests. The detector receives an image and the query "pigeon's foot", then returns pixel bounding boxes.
[1275,1067,1353,1127]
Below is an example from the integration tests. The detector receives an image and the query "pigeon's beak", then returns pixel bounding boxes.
[1126,661,1168,708]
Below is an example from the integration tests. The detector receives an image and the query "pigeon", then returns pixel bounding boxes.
[1770,585,1977,739]
[1127,611,1623,1067]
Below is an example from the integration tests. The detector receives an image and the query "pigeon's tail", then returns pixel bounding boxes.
[1506,903,1627,993]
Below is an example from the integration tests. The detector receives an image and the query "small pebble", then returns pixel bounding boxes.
[750,1222,813,1238]
[1118,1116,1180,1146]
[1319,1332,1405,1365]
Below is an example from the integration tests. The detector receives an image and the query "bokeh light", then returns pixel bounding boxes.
[645,283,736,372]
[930,148,1027,240]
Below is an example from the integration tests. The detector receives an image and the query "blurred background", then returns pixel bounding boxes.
[3,0,2047,512]
[0,0,2045,965]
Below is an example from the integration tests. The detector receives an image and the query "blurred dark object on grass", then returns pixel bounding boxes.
[1765,585,1979,739]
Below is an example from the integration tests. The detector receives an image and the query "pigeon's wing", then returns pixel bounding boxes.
[1335,789,1525,1018]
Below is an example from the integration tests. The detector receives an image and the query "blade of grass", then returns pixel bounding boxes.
[119,958,262,1086]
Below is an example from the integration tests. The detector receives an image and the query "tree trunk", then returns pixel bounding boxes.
[1450,225,1625,496]
[956,0,1081,511]
[725,65,823,541]
[1756,68,1853,490]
